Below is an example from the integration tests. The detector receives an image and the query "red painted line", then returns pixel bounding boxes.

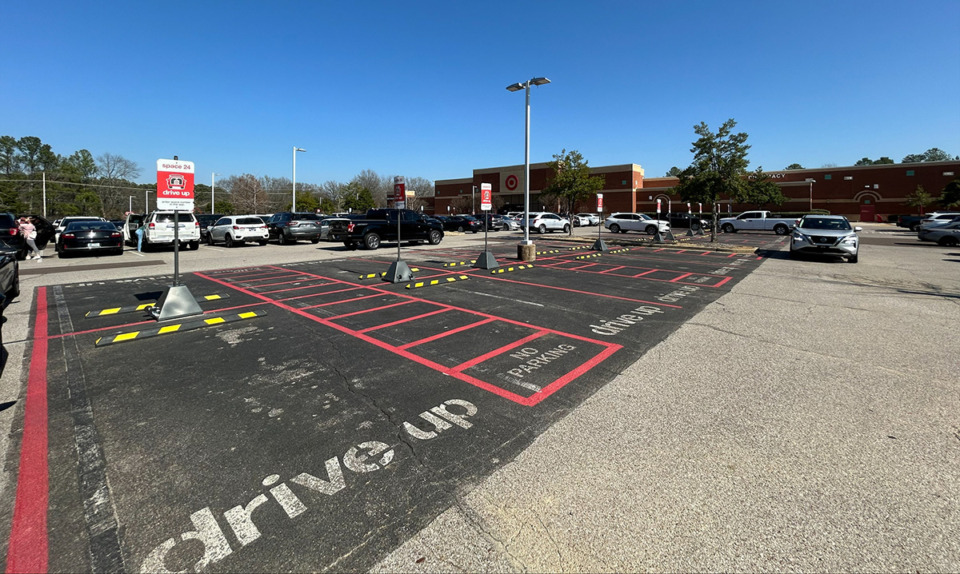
[398,318,496,350]
[451,331,546,372]
[670,272,694,282]
[700,251,712,256]
[250,278,336,289]
[714,276,733,288]
[300,292,386,310]
[259,282,341,295]
[600,266,626,274]
[231,271,299,282]
[197,268,624,406]
[326,299,416,321]
[6,287,49,573]
[633,269,658,277]
[275,286,362,302]
[727,253,738,258]
[357,307,451,334]
[486,275,681,309]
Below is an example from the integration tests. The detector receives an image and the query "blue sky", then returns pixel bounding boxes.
[3,0,958,186]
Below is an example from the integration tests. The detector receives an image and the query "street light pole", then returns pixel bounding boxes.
[211,172,219,213]
[506,77,550,255]
[145,190,151,213]
[293,147,305,211]
[805,178,816,211]
[129,195,133,213]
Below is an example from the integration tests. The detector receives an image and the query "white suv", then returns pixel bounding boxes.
[207,216,269,247]
[604,212,671,235]
[523,212,570,234]
[138,211,201,250]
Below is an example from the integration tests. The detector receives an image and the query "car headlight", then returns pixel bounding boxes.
[792,232,808,242]
[841,235,858,245]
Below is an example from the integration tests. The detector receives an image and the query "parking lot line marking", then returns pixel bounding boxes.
[259,281,339,295]
[300,292,385,310]
[93,311,267,347]
[485,275,682,309]
[326,299,416,321]
[451,330,546,373]
[357,308,451,334]
[670,272,694,282]
[600,266,627,274]
[6,287,50,573]
[251,277,335,289]
[634,270,658,277]
[398,318,497,350]
[196,267,624,406]
[276,286,363,303]
[157,324,181,335]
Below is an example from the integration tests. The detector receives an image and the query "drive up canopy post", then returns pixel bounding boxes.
[474,183,499,269]
[653,198,665,243]
[151,157,202,321]
[591,193,608,252]
[383,175,414,283]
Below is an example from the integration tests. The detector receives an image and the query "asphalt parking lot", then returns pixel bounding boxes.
[2,224,957,573]
[0,229,770,572]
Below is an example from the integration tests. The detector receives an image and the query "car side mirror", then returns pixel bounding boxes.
[854,226,862,232]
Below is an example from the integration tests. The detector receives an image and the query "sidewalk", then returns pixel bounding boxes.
[373,240,960,572]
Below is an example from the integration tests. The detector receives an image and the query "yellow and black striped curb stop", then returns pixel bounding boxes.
[536,250,560,255]
[567,246,588,251]
[405,275,469,289]
[490,265,534,274]
[441,260,476,268]
[607,248,630,254]
[575,253,602,260]
[94,310,266,347]
[85,294,230,318]
[359,268,419,280]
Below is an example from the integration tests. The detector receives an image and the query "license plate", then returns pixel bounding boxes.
[88,243,101,248]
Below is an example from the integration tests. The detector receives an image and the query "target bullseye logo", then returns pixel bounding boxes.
[505,174,519,191]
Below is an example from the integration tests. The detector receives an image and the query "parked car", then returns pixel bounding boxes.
[133,211,201,250]
[196,214,224,242]
[574,213,601,226]
[265,212,323,244]
[55,215,106,245]
[501,215,521,231]
[56,220,124,258]
[523,212,571,234]
[318,216,352,241]
[604,212,670,235]
[437,215,482,233]
[1,213,54,260]
[207,215,269,247]
[0,246,20,303]
[475,213,506,231]
[917,220,960,246]
[789,214,861,263]
[918,212,960,231]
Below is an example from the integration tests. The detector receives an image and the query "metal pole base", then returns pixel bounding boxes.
[473,251,499,269]
[686,227,696,237]
[150,285,204,322]
[653,230,664,243]
[382,260,415,283]
[696,226,705,236]
[592,239,609,252]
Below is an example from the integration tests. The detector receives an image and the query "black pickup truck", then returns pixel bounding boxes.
[329,208,445,250]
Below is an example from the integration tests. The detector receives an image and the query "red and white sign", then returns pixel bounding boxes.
[596,193,603,213]
[480,183,492,211]
[156,158,195,211]
[698,203,702,215]
[504,174,519,191]
[656,198,662,214]
[687,202,692,213]
[394,176,406,209]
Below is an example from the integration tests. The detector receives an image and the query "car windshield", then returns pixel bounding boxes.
[638,214,652,220]
[237,217,264,225]
[799,217,851,230]
[66,222,115,231]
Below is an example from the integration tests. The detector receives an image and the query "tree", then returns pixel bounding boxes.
[902,148,953,163]
[18,136,57,174]
[739,167,787,210]
[784,163,805,170]
[940,179,960,209]
[95,153,141,218]
[223,174,270,214]
[0,136,18,174]
[540,149,605,218]
[665,166,683,177]
[340,181,375,213]
[855,156,894,166]
[904,185,937,215]
[672,119,751,242]
[353,169,390,207]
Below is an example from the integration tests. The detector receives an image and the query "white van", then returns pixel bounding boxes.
[126,211,200,250]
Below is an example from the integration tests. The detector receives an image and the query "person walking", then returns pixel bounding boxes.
[19,217,43,261]
[135,221,145,252]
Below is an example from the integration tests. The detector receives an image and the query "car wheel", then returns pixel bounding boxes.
[773,224,789,235]
[311,237,320,244]
[189,241,199,250]
[788,250,798,259]
[279,233,289,245]
[225,235,235,248]
[113,248,124,256]
[609,224,621,234]
[645,225,658,235]
[207,233,214,245]
[562,224,571,233]
[428,230,443,245]
[363,233,381,250]
[939,236,959,247]
[848,253,858,263]
[910,224,920,232]
[722,223,736,233]
[457,225,465,232]
[538,224,547,234]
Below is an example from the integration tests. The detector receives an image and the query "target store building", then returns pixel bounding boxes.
[435,160,959,221]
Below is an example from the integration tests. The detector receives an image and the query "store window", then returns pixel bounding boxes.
[906,170,915,176]
[824,174,832,180]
